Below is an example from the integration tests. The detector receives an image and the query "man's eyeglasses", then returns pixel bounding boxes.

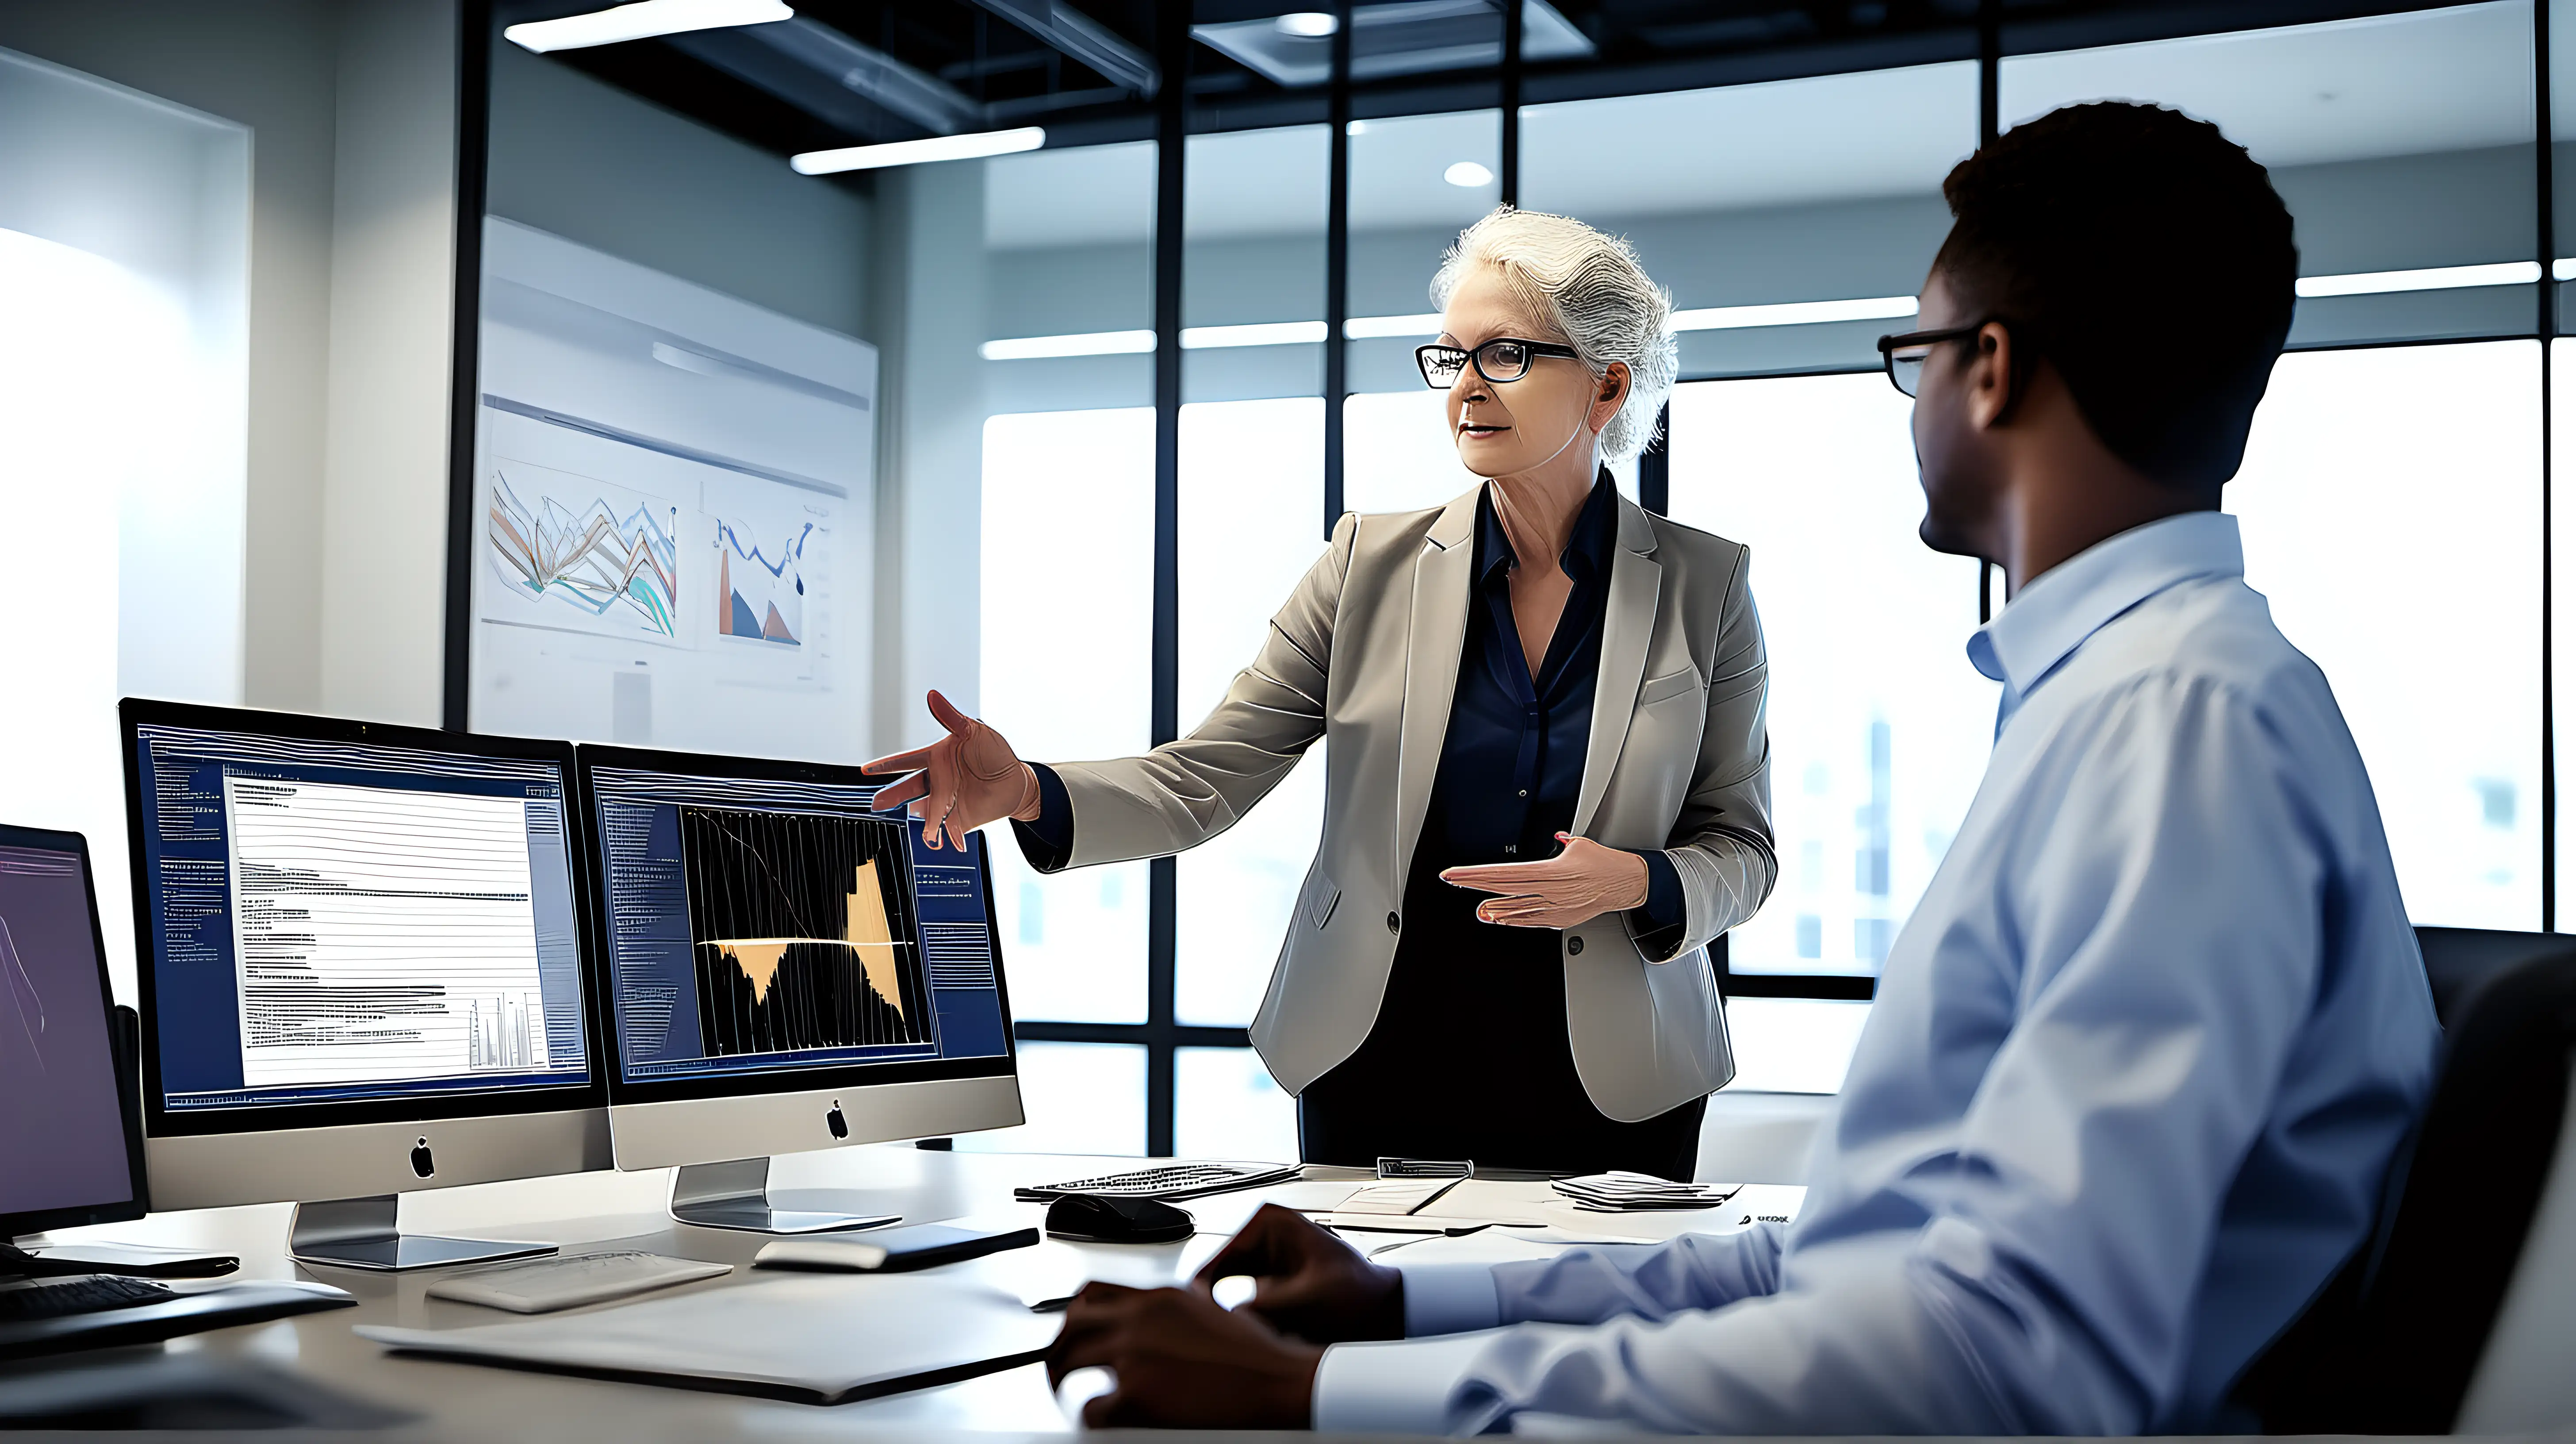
[1417,337,1583,389]
[1874,321,1998,398]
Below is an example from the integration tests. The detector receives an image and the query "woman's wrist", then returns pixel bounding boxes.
[1616,848,1652,911]
[1009,762,1044,823]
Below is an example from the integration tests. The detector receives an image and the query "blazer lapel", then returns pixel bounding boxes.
[1395,488,1481,880]
[1573,496,1662,837]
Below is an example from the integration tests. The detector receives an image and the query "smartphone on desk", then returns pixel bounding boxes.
[752,1221,1039,1275]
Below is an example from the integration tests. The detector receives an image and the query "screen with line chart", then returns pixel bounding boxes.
[580,750,1011,1093]
[125,712,594,1120]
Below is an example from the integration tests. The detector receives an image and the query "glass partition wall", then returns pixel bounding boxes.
[465,2,2574,1153]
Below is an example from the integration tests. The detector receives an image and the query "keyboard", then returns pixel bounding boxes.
[0,1275,178,1322]
[424,1250,732,1314]
[1014,1160,1301,1203]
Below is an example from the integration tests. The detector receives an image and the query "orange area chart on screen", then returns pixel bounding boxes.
[710,860,905,1019]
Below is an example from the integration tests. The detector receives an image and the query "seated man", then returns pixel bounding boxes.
[1045,100,2439,1435]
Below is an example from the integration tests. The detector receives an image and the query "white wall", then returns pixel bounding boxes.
[0,0,340,715]
[485,42,873,341]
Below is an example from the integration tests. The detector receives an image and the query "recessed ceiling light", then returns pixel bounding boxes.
[1276,12,1338,37]
[1444,160,1494,188]
[504,0,791,54]
[792,127,1046,175]
[1346,120,1368,136]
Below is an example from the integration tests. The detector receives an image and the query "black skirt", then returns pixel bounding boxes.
[1295,859,1706,1179]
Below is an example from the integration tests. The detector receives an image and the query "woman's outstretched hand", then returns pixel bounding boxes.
[861,689,1041,851]
[1442,833,1650,928]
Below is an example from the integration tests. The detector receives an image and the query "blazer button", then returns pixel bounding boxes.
[1386,911,1401,935]
[1567,935,1585,955]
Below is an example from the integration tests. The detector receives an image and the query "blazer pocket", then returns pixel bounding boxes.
[1637,666,1703,707]
[1298,866,1341,930]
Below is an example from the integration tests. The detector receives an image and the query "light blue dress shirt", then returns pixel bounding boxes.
[1311,512,2438,1435]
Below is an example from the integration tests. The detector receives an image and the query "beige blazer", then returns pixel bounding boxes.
[1046,484,1776,1122]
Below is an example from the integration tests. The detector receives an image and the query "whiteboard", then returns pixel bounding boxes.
[468,219,875,763]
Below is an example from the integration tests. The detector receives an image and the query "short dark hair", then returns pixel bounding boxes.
[1933,101,2297,490]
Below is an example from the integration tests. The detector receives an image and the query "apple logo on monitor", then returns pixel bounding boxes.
[826,1101,848,1140]
[410,1136,435,1179]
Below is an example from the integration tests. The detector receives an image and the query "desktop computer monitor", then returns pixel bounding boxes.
[121,700,610,1269]
[0,824,150,1251]
[574,744,1022,1233]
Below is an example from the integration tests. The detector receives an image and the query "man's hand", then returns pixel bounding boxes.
[1192,1203,1405,1344]
[860,689,1040,851]
[1442,833,1650,928]
[1046,1281,1322,1429]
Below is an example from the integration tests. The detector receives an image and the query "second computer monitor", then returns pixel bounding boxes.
[575,745,1022,1173]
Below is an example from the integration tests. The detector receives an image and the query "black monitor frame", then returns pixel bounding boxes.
[573,742,1018,1109]
[0,822,151,1239]
[119,699,607,1138]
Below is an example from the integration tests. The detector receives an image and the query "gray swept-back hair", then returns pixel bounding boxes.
[1429,207,1678,465]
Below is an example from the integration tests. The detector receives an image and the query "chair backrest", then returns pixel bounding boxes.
[2414,925,2569,1026]
[2236,945,2576,1433]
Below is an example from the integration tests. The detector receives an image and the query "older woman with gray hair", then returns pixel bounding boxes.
[870,207,1774,1176]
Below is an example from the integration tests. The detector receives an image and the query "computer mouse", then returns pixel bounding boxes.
[1045,1193,1196,1244]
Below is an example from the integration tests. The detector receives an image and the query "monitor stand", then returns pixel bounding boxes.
[667,1157,903,1234]
[287,1195,557,1272]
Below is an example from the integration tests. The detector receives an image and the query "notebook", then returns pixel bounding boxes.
[358,1272,1057,1405]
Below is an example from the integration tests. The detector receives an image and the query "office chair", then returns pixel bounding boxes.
[2234,941,2576,1432]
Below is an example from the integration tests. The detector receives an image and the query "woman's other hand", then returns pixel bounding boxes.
[1442,833,1649,928]
[1190,1204,1404,1345]
[860,689,1041,851]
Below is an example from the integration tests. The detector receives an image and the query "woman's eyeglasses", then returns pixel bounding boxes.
[1417,337,1582,389]
[1874,320,2000,398]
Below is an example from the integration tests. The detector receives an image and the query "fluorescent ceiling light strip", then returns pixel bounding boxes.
[1343,313,1443,340]
[793,127,1045,175]
[2295,261,2541,298]
[980,329,1154,361]
[1671,296,1918,331]
[505,0,789,53]
[1181,320,1327,349]
[2557,258,2576,282]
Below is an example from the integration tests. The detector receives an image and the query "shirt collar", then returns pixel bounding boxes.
[1478,469,1620,585]
[1966,511,2245,699]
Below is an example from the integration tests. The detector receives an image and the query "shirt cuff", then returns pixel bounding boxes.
[1397,1260,1503,1335]
[1007,762,1074,872]
[1311,1333,1495,1435]
[1624,848,1688,962]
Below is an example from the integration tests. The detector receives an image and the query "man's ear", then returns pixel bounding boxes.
[1969,321,2019,430]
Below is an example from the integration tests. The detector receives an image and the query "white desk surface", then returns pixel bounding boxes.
[3,1148,1804,1439]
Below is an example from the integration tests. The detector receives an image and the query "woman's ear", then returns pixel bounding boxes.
[1592,361,1631,431]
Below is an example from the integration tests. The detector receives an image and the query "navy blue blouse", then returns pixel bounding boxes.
[1012,477,1681,946]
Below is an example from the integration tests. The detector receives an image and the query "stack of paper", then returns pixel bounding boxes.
[1549,1172,1742,1212]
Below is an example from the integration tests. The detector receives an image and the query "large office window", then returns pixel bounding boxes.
[2233,343,2543,927]
[972,138,1158,1150]
[1668,374,1993,978]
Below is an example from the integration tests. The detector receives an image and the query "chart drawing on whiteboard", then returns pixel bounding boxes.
[714,518,812,647]
[486,461,682,641]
